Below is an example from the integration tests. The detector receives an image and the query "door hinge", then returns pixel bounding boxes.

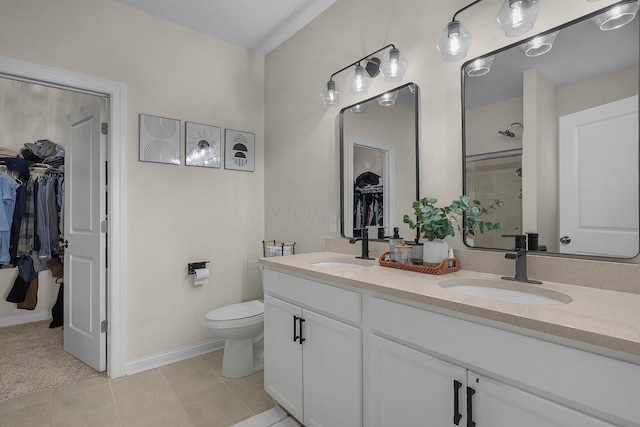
[101,122,108,135]
[101,320,107,333]
[101,220,108,233]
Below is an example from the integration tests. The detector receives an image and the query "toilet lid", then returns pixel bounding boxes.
[206,300,264,321]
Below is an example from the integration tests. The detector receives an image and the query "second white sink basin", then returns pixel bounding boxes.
[439,279,571,305]
[312,261,370,269]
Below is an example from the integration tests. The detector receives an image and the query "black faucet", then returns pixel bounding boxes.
[349,228,374,260]
[501,234,542,284]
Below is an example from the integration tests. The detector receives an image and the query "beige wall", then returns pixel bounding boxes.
[265,0,620,253]
[0,0,265,361]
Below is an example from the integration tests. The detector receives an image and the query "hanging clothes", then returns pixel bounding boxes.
[0,171,18,265]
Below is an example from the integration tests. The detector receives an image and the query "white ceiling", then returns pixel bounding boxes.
[115,0,337,55]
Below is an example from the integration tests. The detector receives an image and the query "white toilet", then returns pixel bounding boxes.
[205,299,264,378]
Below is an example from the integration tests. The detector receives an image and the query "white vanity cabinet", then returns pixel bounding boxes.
[470,372,618,426]
[263,269,362,427]
[368,295,637,427]
[366,333,468,426]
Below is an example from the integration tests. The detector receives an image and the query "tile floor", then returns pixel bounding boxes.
[0,350,274,427]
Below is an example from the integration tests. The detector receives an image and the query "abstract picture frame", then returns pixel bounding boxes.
[139,114,181,165]
[185,122,221,168]
[224,129,255,172]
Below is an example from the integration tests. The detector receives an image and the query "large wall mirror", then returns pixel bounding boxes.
[340,83,419,241]
[462,2,639,258]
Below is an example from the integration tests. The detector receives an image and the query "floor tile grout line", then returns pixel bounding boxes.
[106,379,124,426]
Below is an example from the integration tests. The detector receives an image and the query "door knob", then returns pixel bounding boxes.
[60,240,69,249]
[559,236,571,244]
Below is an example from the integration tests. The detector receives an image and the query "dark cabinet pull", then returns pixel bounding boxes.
[298,317,306,344]
[453,380,463,425]
[467,387,476,427]
[293,315,299,343]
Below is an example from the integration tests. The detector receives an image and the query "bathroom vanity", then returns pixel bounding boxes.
[260,252,640,427]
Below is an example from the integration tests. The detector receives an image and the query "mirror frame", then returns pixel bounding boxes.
[460,2,640,259]
[340,82,421,241]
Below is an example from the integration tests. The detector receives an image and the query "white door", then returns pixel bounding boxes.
[64,99,107,371]
[366,334,467,427]
[559,96,639,257]
[470,373,618,426]
[263,295,304,421]
[302,309,362,427]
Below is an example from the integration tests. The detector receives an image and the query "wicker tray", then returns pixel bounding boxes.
[378,252,460,275]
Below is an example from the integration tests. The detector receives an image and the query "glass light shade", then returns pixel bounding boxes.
[464,55,496,77]
[519,31,558,56]
[592,1,639,30]
[348,102,369,114]
[347,65,372,96]
[377,90,398,106]
[380,48,408,82]
[496,0,541,37]
[436,21,472,62]
[320,80,342,108]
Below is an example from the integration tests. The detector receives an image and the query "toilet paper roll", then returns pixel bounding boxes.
[193,268,209,286]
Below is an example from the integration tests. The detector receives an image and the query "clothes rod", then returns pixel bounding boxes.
[465,148,522,162]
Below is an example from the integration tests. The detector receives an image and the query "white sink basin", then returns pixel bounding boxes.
[439,279,571,305]
[312,261,371,269]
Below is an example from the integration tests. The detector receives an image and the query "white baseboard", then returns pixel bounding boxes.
[125,338,225,376]
[0,312,52,327]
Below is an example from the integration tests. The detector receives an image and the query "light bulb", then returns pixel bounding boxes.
[347,65,372,96]
[380,48,408,82]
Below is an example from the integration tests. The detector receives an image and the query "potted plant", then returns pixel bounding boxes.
[403,196,503,265]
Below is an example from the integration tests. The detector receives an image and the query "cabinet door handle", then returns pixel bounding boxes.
[466,387,476,427]
[298,317,306,344]
[453,380,462,425]
[293,315,300,343]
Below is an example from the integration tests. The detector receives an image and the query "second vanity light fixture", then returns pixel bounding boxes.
[320,44,408,108]
[437,0,542,62]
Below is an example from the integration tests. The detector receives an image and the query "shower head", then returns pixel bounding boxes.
[499,122,524,138]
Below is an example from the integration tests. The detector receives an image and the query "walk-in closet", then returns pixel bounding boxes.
[0,77,103,401]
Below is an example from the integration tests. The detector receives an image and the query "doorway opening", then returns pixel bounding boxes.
[0,56,127,380]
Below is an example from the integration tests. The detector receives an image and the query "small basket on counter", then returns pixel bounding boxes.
[263,240,296,257]
[378,252,460,275]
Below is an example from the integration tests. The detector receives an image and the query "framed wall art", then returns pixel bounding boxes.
[139,114,181,165]
[224,129,255,172]
[185,122,221,168]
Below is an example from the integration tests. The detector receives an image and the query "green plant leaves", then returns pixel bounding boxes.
[404,195,503,241]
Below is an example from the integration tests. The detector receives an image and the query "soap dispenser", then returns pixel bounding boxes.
[388,227,403,261]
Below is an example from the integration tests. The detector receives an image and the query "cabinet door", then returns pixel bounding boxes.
[303,309,362,427]
[264,295,303,421]
[365,334,467,427]
[469,373,619,427]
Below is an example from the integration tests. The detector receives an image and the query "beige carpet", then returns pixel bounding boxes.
[0,320,99,401]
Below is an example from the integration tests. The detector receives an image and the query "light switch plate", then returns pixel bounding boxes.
[329,215,337,233]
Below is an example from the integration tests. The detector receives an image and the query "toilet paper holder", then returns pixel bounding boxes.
[188,261,209,275]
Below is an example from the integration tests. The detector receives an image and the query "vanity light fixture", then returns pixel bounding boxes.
[438,0,543,62]
[496,0,542,37]
[464,55,496,76]
[592,0,639,30]
[436,0,482,62]
[519,31,558,56]
[320,44,408,108]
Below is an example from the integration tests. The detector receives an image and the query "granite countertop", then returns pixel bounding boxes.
[260,251,640,361]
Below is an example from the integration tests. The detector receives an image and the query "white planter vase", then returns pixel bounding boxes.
[422,240,449,266]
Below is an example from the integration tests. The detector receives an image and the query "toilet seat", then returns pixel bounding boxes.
[206,300,264,330]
